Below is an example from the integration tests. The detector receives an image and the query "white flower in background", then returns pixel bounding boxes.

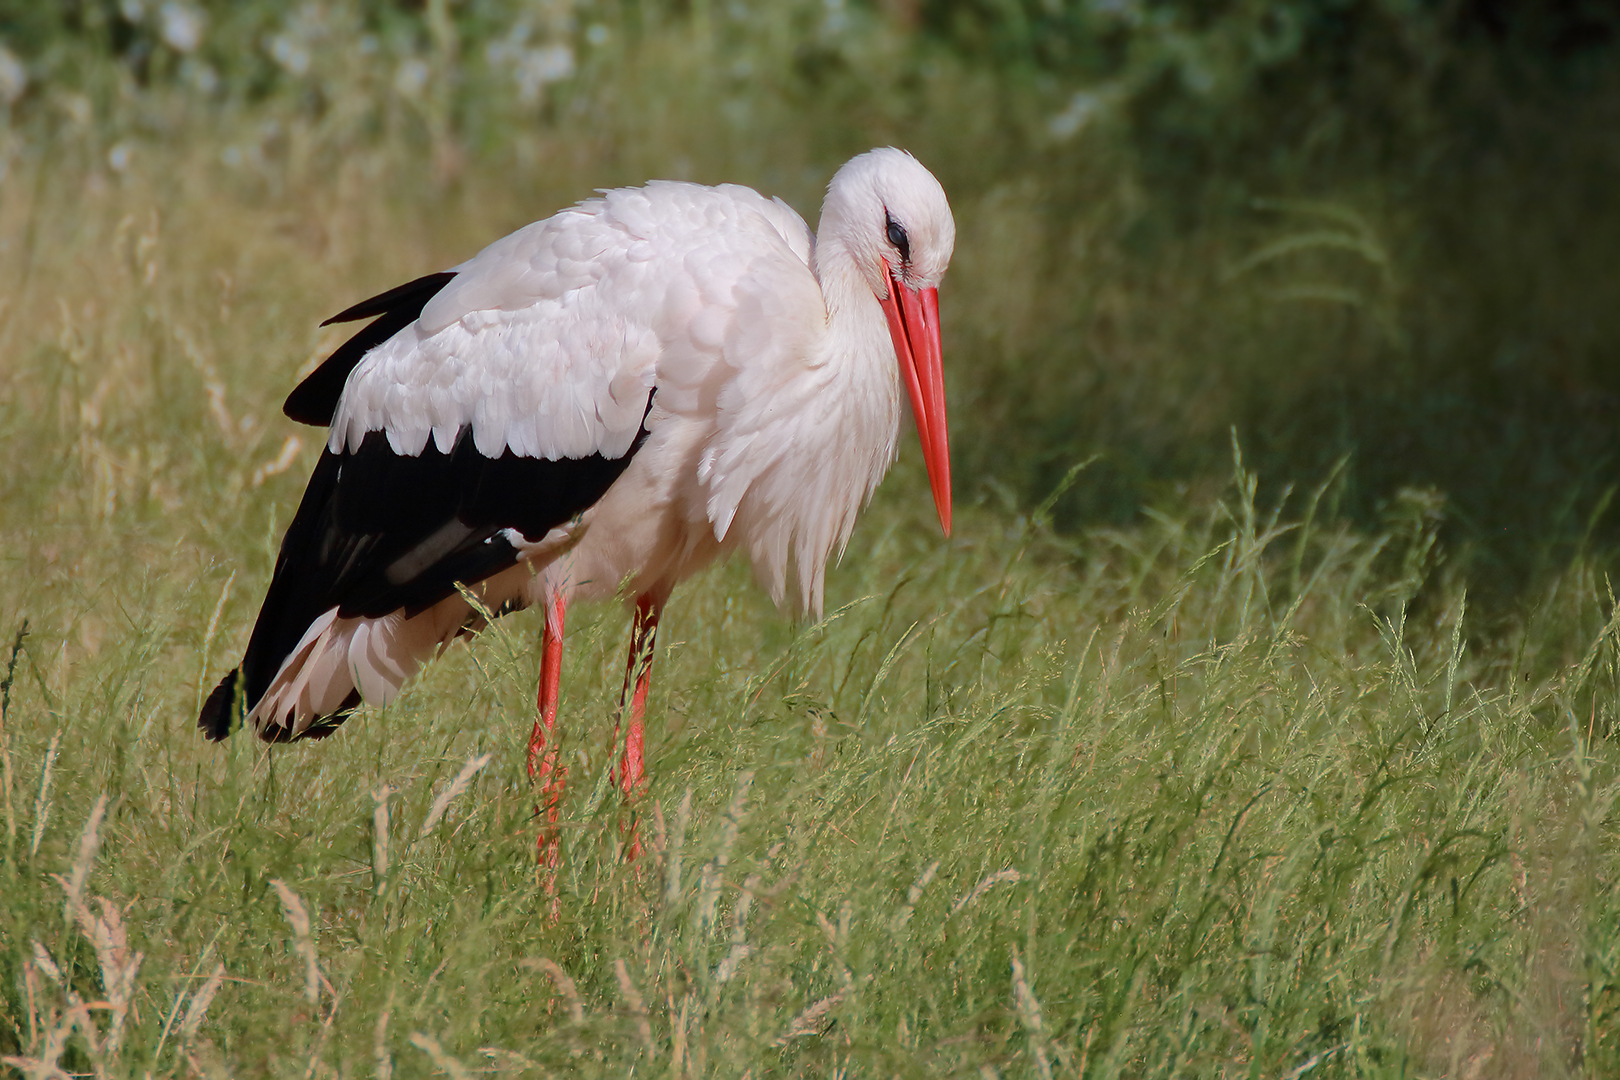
[119,0,144,21]
[483,25,527,69]
[394,57,429,99]
[266,5,326,78]
[1049,89,1111,141]
[514,45,574,103]
[0,43,26,106]
[486,24,575,105]
[108,142,133,172]
[159,3,205,53]
[585,23,609,47]
[822,0,849,36]
[268,34,311,76]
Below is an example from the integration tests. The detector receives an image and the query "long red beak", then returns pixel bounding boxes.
[878,261,951,536]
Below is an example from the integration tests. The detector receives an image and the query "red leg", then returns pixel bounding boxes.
[612,594,661,859]
[528,593,568,874]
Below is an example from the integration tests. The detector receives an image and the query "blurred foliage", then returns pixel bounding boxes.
[2,0,1620,610]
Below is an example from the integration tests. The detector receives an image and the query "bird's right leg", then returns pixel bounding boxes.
[528,592,568,874]
[611,592,663,862]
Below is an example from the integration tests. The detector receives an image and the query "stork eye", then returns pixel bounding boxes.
[885,213,911,262]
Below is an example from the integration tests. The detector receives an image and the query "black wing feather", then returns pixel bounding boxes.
[283,272,457,426]
[320,271,460,327]
[200,418,651,742]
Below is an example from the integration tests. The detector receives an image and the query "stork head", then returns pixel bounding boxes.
[825,148,957,536]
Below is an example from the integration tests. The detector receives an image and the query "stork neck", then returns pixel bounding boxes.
[811,231,885,345]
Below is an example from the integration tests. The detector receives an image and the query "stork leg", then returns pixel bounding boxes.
[611,592,662,859]
[528,593,568,875]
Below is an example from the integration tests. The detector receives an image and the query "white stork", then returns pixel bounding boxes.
[199,148,955,852]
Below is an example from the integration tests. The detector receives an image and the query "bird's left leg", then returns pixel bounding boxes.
[611,592,663,859]
[528,592,568,875]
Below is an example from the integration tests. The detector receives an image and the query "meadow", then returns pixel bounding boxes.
[2,3,1619,1077]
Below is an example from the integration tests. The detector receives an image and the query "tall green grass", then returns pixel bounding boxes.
[0,137,1618,1077]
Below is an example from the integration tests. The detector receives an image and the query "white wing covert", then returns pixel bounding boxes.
[331,207,662,463]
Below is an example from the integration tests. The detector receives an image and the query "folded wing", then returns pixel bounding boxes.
[200,211,663,740]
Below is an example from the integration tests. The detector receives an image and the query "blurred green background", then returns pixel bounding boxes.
[3,0,1619,602]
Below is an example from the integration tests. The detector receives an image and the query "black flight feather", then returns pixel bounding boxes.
[199,400,654,744]
[283,271,457,426]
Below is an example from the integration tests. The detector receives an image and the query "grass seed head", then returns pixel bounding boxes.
[269,879,323,1005]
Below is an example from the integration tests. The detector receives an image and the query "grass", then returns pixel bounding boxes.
[1,105,1619,1080]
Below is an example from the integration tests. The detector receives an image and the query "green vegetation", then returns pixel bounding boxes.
[1,2,1619,1075]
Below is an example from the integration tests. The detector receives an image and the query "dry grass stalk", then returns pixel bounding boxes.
[480,1046,545,1075]
[949,868,1022,918]
[56,793,107,923]
[668,992,694,1076]
[1280,1043,1347,1079]
[409,1032,474,1080]
[417,753,492,839]
[4,1006,83,1080]
[809,708,829,771]
[250,435,302,487]
[714,871,760,985]
[374,991,395,1080]
[269,879,324,1004]
[74,898,132,991]
[179,963,226,1043]
[773,992,844,1046]
[665,787,693,907]
[14,943,101,1079]
[372,783,394,895]
[891,858,939,933]
[1010,952,1052,1080]
[697,771,753,932]
[815,900,855,991]
[22,953,44,1053]
[614,958,656,1058]
[29,730,59,858]
[29,942,61,985]
[72,896,143,1056]
[194,570,235,717]
[522,958,584,1024]
[42,795,144,1068]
